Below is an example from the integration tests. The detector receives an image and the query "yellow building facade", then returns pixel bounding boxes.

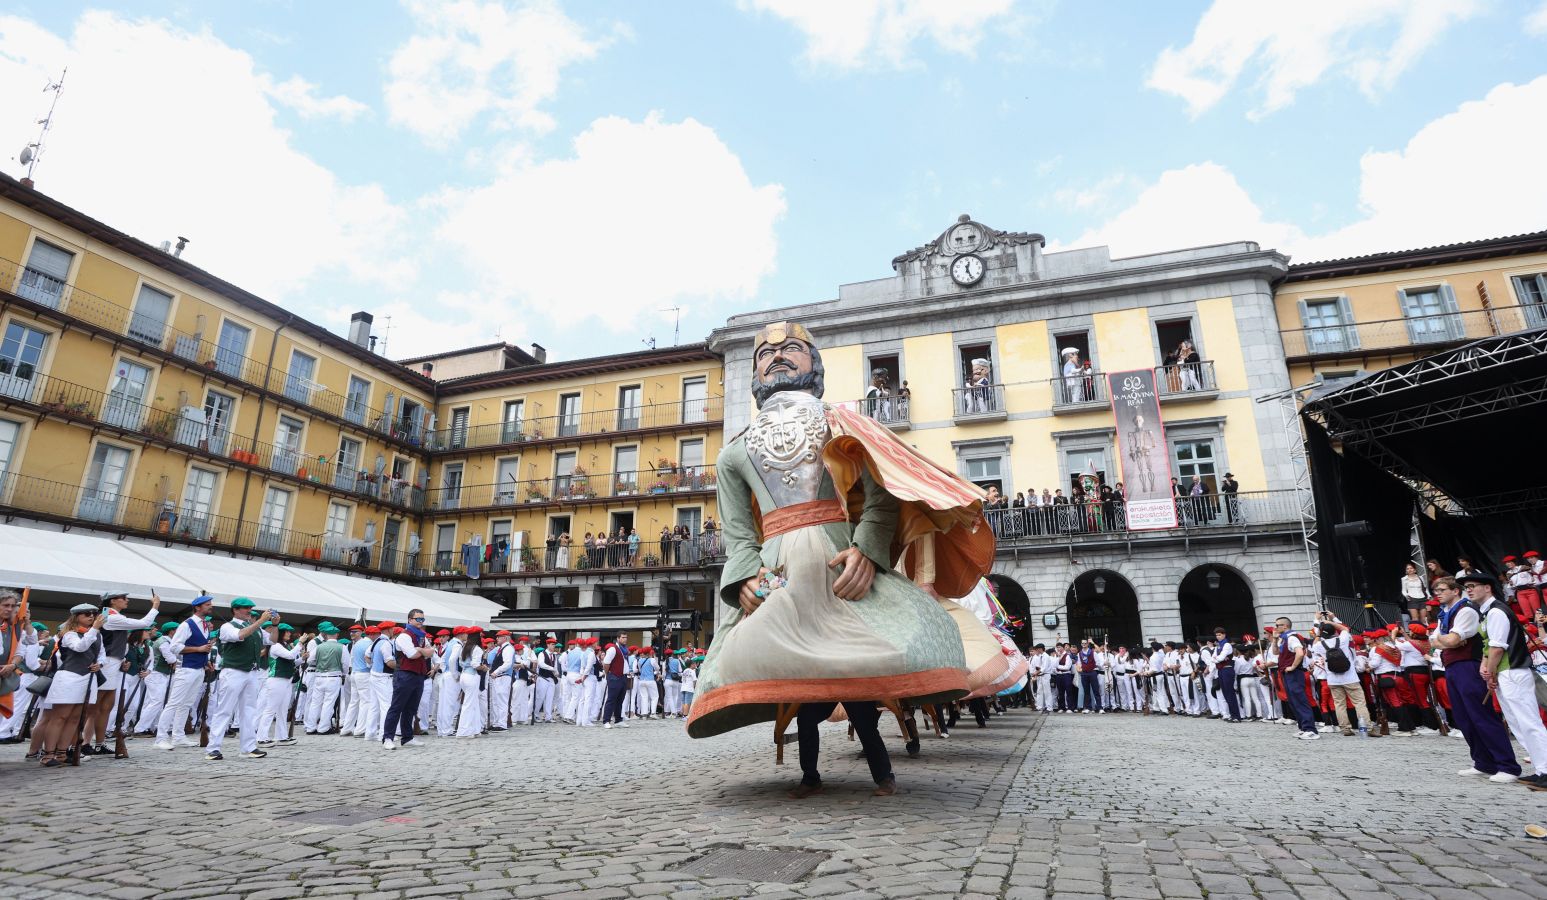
[1274,230,1547,387]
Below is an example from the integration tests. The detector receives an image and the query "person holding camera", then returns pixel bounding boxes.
[1310,614,1366,737]
[204,598,277,761]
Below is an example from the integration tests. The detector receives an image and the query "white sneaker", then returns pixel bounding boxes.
[1457,767,1488,777]
[604,723,613,729]
[619,721,630,728]
[153,740,174,751]
[1296,731,1320,741]
[1488,772,1519,784]
[1414,727,1437,735]
[382,738,397,750]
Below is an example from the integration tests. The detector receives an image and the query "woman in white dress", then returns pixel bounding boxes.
[455,629,487,737]
[39,604,106,767]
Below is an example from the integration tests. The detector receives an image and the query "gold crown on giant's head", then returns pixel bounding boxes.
[754,321,816,351]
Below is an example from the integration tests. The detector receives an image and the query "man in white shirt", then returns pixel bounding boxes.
[534,639,560,723]
[204,598,276,761]
[435,630,463,737]
[1464,575,1547,787]
[1308,618,1365,736]
[1275,617,1318,740]
[489,631,515,730]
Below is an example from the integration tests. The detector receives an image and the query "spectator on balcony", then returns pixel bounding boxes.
[1177,341,1202,391]
[1401,562,1429,623]
[628,528,641,567]
[1221,473,1240,524]
[865,368,893,421]
[556,532,571,569]
[964,358,994,413]
[1060,347,1084,403]
[659,526,673,566]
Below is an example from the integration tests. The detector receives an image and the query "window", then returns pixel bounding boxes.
[682,377,708,424]
[679,438,704,470]
[398,397,424,441]
[501,400,525,442]
[257,486,292,551]
[273,415,304,475]
[128,284,173,347]
[0,418,19,485]
[964,457,1003,494]
[959,342,993,385]
[1398,286,1462,343]
[1052,331,1094,405]
[434,522,456,570]
[335,436,362,490]
[80,443,132,524]
[449,407,470,449]
[214,320,251,378]
[324,501,351,545]
[553,450,576,495]
[439,463,464,510]
[181,467,218,540]
[617,385,642,431]
[1154,319,1195,361]
[0,321,49,402]
[19,240,73,308]
[344,375,371,425]
[490,519,512,573]
[103,359,153,430]
[676,506,702,535]
[614,445,638,492]
[494,456,521,504]
[558,392,581,437]
[1172,439,1220,525]
[1298,298,1358,353]
[284,350,317,404]
[198,390,235,454]
[1064,448,1107,495]
[1516,273,1547,327]
[864,354,904,423]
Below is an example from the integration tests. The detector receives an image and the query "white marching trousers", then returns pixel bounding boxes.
[455,671,484,736]
[257,676,293,741]
[206,668,264,754]
[156,668,204,741]
[304,674,343,732]
[534,679,556,722]
[664,680,682,715]
[342,672,370,733]
[436,672,462,736]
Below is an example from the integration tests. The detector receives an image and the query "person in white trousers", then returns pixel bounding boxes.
[303,624,345,733]
[256,625,303,745]
[0,621,46,739]
[365,626,396,741]
[155,596,217,750]
[511,642,534,724]
[203,599,276,761]
[1473,580,1547,785]
[435,631,464,736]
[663,651,684,716]
[574,640,598,727]
[534,642,559,723]
[132,624,175,736]
[341,629,372,736]
[453,629,486,737]
[489,632,515,730]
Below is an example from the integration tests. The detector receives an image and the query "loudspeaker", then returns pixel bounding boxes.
[1333,520,1373,538]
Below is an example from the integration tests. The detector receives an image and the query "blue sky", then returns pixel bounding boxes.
[2,1,1545,361]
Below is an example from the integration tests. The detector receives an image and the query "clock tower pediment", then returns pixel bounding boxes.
[891,213,1045,296]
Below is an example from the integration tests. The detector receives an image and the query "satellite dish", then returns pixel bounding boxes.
[18,145,34,166]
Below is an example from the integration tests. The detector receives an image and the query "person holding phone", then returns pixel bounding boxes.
[204,598,276,761]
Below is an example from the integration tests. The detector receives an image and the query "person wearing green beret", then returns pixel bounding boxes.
[257,622,302,747]
[203,597,278,760]
[133,621,180,740]
[304,622,345,734]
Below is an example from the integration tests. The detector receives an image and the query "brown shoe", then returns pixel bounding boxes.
[872,777,897,797]
[786,782,824,799]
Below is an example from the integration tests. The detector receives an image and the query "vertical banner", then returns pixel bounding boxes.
[1108,369,1178,530]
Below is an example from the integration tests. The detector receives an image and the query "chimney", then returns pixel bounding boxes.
[348,311,374,349]
[421,362,435,378]
[530,343,547,364]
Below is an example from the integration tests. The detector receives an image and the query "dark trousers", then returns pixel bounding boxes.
[1057,673,1077,710]
[1217,668,1241,720]
[383,670,426,744]
[602,674,628,724]
[1282,669,1316,733]
[1079,671,1100,711]
[1446,659,1520,776]
[797,701,892,787]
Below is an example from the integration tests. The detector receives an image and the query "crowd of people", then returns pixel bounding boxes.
[537,520,720,571]
[981,472,1243,538]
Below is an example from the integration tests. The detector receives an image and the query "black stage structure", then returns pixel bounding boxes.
[1300,326,1547,617]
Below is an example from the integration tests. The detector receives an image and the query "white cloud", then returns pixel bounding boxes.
[262,74,369,121]
[1065,76,1547,264]
[384,0,614,141]
[743,0,1018,69]
[0,13,413,301]
[1527,1,1547,35]
[435,113,785,333]
[1149,0,1480,119]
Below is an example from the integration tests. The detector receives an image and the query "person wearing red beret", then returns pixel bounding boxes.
[533,639,559,723]
[1395,624,1444,734]
[434,627,466,738]
[488,631,516,731]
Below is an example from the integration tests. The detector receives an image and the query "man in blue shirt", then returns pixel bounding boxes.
[342,630,373,736]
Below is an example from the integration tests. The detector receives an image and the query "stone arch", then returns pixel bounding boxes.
[986,573,1031,649]
[1178,563,1257,644]
[1064,569,1141,648]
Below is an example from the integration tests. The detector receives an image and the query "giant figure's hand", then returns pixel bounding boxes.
[829,547,876,601]
[739,567,771,616]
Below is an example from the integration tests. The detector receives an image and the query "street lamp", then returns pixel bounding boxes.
[1206,568,1221,590]
[1093,574,1107,595]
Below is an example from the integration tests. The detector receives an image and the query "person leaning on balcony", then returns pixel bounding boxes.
[660,526,673,566]
[1060,348,1084,403]
[628,528,641,566]
[1177,341,1202,391]
[1221,473,1240,524]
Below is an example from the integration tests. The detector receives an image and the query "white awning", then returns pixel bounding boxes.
[289,568,503,628]
[116,541,358,621]
[0,524,200,599]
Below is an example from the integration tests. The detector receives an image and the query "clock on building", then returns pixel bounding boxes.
[950,253,985,287]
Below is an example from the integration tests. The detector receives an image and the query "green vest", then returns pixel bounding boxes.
[1479,599,1529,672]
[219,625,264,672]
[313,640,344,673]
[152,637,174,675]
[269,646,297,680]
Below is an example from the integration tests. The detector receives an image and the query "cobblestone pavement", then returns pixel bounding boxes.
[3,710,1546,899]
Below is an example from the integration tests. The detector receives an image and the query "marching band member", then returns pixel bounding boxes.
[303,623,345,734]
[257,623,302,746]
[154,595,215,751]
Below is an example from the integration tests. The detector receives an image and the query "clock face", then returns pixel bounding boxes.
[950,254,985,286]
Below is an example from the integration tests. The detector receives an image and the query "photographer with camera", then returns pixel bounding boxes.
[203,598,277,761]
[1309,612,1366,737]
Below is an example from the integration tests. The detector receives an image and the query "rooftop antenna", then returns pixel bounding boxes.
[660,306,681,346]
[16,67,66,183]
[642,337,656,350]
[378,315,393,358]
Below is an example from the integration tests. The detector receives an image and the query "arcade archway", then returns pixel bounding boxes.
[1178,565,1257,643]
[987,573,1031,650]
[1064,569,1140,648]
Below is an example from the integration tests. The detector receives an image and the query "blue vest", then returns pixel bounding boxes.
[181,620,209,670]
[639,657,657,680]
[372,638,393,673]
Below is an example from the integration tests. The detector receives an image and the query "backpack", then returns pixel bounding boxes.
[1322,638,1351,674]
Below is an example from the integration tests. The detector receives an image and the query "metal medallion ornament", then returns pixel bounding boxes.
[746,401,827,486]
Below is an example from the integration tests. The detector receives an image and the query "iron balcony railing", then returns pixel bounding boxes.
[419,531,727,579]
[425,397,724,453]
[1051,370,1109,407]
[0,470,332,562]
[1,256,425,446]
[838,395,911,428]
[1155,360,1218,396]
[953,383,1006,419]
[0,371,425,513]
[985,489,1301,544]
[1279,304,1543,359]
[424,465,717,512]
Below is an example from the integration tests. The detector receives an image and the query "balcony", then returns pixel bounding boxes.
[953,384,1006,423]
[422,396,724,455]
[419,531,727,581]
[425,465,717,513]
[1279,304,1543,362]
[0,256,425,449]
[984,489,1304,548]
[1050,370,1110,413]
[840,395,911,430]
[0,469,339,566]
[0,370,425,514]
[1154,360,1219,401]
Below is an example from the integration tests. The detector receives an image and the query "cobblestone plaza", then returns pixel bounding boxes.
[5,712,1546,900]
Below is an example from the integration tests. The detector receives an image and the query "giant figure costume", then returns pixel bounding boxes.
[686,322,992,740]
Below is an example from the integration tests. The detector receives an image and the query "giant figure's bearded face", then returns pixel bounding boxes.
[751,336,825,408]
